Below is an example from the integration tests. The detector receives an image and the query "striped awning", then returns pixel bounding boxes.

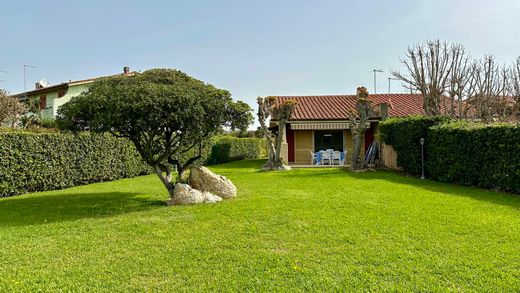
[290,122,352,130]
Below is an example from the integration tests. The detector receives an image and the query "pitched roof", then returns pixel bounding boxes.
[11,71,138,99]
[273,94,424,121]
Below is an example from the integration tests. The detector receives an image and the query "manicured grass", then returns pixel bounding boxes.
[1,160,519,291]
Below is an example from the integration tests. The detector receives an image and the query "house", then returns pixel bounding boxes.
[11,67,135,120]
[270,94,425,165]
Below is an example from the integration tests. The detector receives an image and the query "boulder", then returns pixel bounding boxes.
[202,192,223,203]
[167,183,222,205]
[189,166,237,199]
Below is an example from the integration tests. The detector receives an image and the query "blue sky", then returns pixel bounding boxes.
[1,0,519,113]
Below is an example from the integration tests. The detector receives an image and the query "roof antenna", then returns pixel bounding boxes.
[388,77,399,93]
[23,64,36,100]
[372,69,383,94]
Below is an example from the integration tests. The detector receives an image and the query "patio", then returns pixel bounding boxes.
[289,163,349,168]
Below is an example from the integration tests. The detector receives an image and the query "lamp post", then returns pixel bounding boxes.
[372,69,383,94]
[420,137,425,179]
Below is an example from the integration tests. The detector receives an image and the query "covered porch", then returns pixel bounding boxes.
[281,121,377,166]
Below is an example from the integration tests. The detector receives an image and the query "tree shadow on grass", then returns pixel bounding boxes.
[0,192,165,228]
[340,169,520,210]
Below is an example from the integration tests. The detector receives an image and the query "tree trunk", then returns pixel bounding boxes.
[262,118,290,170]
[351,129,363,170]
[153,164,175,197]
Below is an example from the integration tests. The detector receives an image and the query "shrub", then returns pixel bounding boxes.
[0,132,150,197]
[427,122,520,193]
[379,115,450,175]
[207,136,267,165]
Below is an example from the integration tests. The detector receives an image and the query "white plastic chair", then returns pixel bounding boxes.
[321,151,331,165]
[310,151,317,165]
[332,151,341,165]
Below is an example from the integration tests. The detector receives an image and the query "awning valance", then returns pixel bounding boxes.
[290,122,352,130]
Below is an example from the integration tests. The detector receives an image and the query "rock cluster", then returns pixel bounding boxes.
[166,166,236,205]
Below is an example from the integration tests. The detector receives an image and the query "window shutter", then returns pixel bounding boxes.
[40,95,47,110]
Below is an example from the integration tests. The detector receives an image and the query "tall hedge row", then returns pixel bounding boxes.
[378,116,450,175]
[427,122,520,193]
[379,116,520,193]
[0,132,150,197]
[207,136,267,165]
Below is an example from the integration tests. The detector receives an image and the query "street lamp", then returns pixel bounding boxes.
[420,137,425,179]
[372,69,383,94]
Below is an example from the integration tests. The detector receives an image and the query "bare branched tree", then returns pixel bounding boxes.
[510,57,520,120]
[445,45,474,118]
[466,55,510,123]
[392,40,457,115]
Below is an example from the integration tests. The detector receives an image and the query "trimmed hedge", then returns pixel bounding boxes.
[379,116,450,175]
[0,132,149,197]
[427,122,520,193]
[380,116,520,193]
[207,136,267,165]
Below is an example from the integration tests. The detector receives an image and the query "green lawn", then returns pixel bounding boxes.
[1,160,519,291]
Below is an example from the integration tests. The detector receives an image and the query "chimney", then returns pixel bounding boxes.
[123,66,130,74]
[380,103,389,120]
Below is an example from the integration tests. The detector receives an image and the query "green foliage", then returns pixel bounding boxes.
[207,136,267,165]
[39,118,57,129]
[227,101,254,131]
[379,115,450,175]
[427,121,520,193]
[380,116,520,193]
[0,132,149,197]
[57,69,252,192]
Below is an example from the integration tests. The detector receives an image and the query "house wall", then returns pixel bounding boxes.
[25,83,91,120]
[52,83,90,117]
[294,130,313,164]
[292,129,366,164]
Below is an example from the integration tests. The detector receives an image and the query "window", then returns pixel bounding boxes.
[314,130,343,152]
[58,90,66,98]
[39,95,47,110]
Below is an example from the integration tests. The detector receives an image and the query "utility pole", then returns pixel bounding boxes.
[23,64,36,100]
[372,69,383,94]
[388,77,400,93]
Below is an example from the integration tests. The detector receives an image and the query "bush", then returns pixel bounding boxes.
[0,132,150,197]
[207,136,267,165]
[379,116,450,175]
[427,122,520,193]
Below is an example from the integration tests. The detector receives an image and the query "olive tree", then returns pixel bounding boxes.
[57,69,252,198]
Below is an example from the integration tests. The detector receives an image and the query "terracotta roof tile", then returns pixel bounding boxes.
[273,94,424,120]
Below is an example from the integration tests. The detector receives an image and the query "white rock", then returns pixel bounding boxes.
[189,166,237,199]
[202,192,223,203]
[167,183,204,205]
[167,183,223,205]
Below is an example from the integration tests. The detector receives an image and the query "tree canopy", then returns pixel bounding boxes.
[57,68,252,197]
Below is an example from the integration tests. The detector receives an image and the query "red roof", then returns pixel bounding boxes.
[273,94,424,121]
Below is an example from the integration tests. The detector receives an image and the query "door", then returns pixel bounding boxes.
[314,130,344,152]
